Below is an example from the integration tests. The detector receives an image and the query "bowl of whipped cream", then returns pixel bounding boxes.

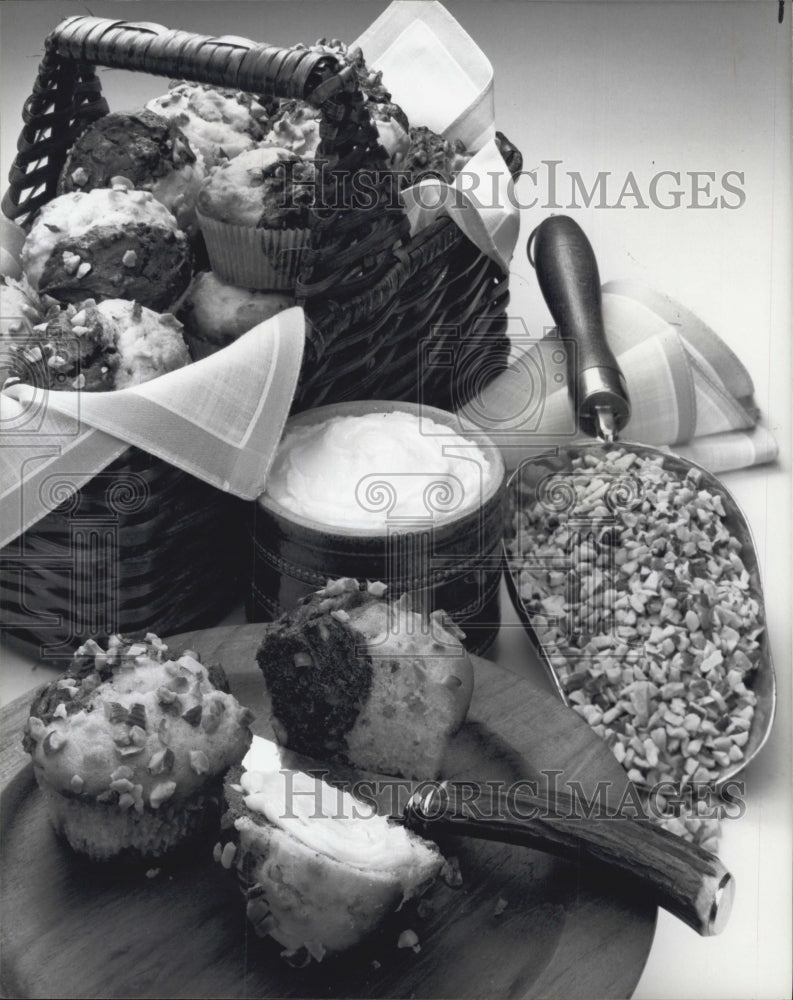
[249,400,506,655]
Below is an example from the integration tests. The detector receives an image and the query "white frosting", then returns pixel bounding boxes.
[264,411,491,529]
[22,188,180,289]
[239,736,420,870]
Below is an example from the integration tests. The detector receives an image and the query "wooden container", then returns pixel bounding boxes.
[248,400,506,655]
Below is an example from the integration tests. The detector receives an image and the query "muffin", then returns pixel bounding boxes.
[22,633,253,861]
[264,97,409,169]
[0,275,58,345]
[21,186,193,310]
[196,146,314,290]
[57,109,207,235]
[5,297,189,392]
[216,735,444,964]
[178,270,293,360]
[393,126,472,187]
[146,81,274,168]
[255,579,474,780]
[261,101,322,160]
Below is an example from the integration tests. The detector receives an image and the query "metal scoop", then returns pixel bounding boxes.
[503,215,775,793]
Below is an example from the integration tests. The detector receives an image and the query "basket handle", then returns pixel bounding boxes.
[2,15,360,225]
[47,16,349,104]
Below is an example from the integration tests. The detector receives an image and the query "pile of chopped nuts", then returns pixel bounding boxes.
[506,448,764,852]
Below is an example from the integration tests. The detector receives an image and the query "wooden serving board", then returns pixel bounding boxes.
[0,625,656,1000]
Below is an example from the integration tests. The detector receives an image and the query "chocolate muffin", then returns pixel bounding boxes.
[58,109,206,234]
[5,297,189,392]
[22,186,193,310]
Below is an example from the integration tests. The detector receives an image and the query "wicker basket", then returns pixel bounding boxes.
[1,15,522,659]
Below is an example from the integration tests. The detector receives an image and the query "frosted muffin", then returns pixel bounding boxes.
[21,187,193,310]
[58,110,206,235]
[146,81,273,168]
[217,736,444,964]
[256,578,474,780]
[23,634,253,861]
[179,270,293,360]
[6,297,189,392]
[196,147,314,289]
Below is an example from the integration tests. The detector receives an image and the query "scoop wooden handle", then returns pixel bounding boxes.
[528,215,631,439]
[403,781,734,936]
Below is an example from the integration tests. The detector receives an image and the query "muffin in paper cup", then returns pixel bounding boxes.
[196,211,310,290]
[196,146,314,291]
[22,633,254,863]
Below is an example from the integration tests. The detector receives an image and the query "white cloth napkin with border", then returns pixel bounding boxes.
[0,308,304,549]
[355,0,520,271]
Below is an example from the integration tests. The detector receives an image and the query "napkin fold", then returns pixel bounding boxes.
[453,283,778,476]
[355,0,520,271]
[0,309,305,549]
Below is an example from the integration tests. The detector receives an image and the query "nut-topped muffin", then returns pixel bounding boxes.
[21,186,193,310]
[23,634,253,861]
[58,109,207,235]
[5,297,189,392]
[146,81,274,167]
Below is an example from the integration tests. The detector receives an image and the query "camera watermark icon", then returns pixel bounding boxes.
[1,335,83,437]
[353,459,501,649]
[417,316,576,440]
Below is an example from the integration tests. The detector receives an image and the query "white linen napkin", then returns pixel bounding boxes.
[0,308,304,548]
[354,0,520,272]
[453,282,779,476]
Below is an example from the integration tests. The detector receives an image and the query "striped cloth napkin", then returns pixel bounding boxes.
[455,280,778,474]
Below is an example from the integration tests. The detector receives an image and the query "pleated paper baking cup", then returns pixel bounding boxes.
[197,211,310,290]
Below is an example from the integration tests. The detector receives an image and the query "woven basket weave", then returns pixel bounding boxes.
[1,15,522,659]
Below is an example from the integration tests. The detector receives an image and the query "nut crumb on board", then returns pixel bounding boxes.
[440,856,463,887]
[397,929,421,953]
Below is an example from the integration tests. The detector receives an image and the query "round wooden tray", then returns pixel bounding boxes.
[0,624,656,999]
